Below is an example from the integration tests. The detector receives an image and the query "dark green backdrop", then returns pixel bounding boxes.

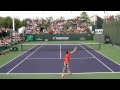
[26,34,94,41]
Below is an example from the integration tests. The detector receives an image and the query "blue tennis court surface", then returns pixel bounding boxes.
[0,44,120,74]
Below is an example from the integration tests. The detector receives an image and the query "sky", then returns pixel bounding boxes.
[0,11,120,21]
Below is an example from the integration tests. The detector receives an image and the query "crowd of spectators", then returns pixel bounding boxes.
[2,14,120,50]
[0,27,25,47]
[0,18,92,48]
[103,15,120,22]
[0,35,24,47]
[24,18,91,34]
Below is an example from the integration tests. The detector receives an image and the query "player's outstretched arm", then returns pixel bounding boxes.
[70,46,77,54]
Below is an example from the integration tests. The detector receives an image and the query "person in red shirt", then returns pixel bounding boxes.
[61,46,77,78]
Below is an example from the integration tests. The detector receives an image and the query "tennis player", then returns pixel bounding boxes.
[61,46,77,78]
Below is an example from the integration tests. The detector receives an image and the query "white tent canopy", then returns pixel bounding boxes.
[18,26,25,34]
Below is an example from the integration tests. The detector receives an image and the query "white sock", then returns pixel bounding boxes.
[61,73,64,77]
[68,70,70,74]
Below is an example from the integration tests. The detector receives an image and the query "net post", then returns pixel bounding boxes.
[21,44,22,51]
[99,43,101,50]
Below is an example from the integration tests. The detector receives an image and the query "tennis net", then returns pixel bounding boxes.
[21,43,101,51]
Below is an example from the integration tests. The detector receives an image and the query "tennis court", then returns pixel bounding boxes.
[0,41,120,75]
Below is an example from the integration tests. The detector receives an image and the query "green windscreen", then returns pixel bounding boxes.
[27,34,34,41]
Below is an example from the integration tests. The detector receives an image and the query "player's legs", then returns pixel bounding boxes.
[67,64,72,75]
[61,63,67,78]
[61,68,65,78]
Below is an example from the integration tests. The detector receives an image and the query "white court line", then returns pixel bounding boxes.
[27,57,95,60]
[0,51,27,69]
[79,44,114,72]
[86,44,120,66]
[0,45,36,69]
[1,72,120,75]
[93,47,120,66]
[7,42,46,74]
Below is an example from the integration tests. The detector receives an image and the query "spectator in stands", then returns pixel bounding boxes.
[0,39,4,46]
